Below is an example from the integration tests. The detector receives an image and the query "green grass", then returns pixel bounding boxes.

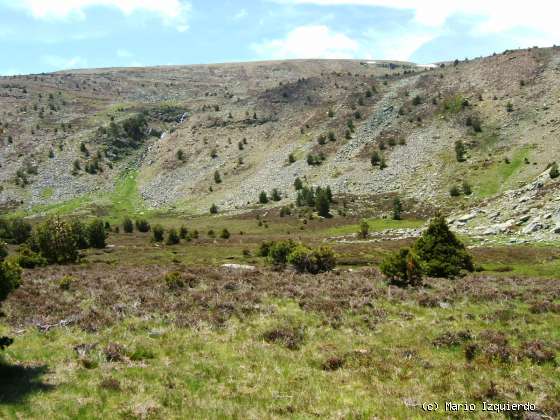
[440,94,466,115]
[39,188,54,200]
[471,147,531,198]
[1,294,557,418]
[107,169,146,218]
[29,194,93,216]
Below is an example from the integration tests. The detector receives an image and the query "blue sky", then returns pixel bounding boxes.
[0,0,557,75]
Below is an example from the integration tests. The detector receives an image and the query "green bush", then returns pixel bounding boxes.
[166,228,180,245]
[455,140,466,162]
[380,248,423,287]
[358,219,369,239]
[210,204,218,214]
[393,197,402,220]
[271,189,282,202]
[122,217,134,233]
[370,151,380,166]
[259,191,269,204]
[9,218,32,244]
[268,240,297,265]
[14,245,47,268]
[88,219,107,249]
[0,242,7,261]
[258,241,274,257]
[315,189,331,217]
[135,219,151,232]
[413,214,474,278]
[35,218,79,264]
[58,275,73,290]
[449,186,461,197]
[71,220,89,249]
[0,258,22,305]
[153,225,164,242]
[179,226,188,239]
[549,162,559,179]
[164,271,184,289]
[287,245,336,274]
[220,228,230,239]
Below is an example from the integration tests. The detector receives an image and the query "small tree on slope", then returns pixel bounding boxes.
[412,214,474,278]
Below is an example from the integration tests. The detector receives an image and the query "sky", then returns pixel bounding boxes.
[0,0,558,75]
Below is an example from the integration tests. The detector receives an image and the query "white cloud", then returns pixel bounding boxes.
[363,28,436,61]
[252,25,359,59]
[233,8,248,20]
[276,0,560,44]
[42,55,88,70]
[13,0,191,31]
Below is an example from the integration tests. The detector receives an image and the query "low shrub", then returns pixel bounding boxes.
[71,220,89,249]
[380,248,423,287]
[164,271,185,289]
[135,219,150,232]
[58,275,74,290]
[166,228,180,245]
[152,225,164,242]
[287,245,336,274]
[122,217,134,233]
[88,219,107,249]
[35,218,79,264]
[358,219,369,239]
[14,245,47,268]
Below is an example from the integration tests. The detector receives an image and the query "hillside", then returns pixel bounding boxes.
[1,50,560,419]
[2,48,560,240]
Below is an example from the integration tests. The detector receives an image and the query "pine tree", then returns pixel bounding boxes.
[371,151,380,166]
[413,214,474,278]
[271,189,281,201]
[259,191,269,204]
[550,162,559,179]
[293,177,303,190]
[358,219,369,239]
[88,219,107,249]
[393,197,402,220]
[315,189,330,217]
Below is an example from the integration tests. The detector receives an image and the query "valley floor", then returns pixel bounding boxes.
[1,214,559,419]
